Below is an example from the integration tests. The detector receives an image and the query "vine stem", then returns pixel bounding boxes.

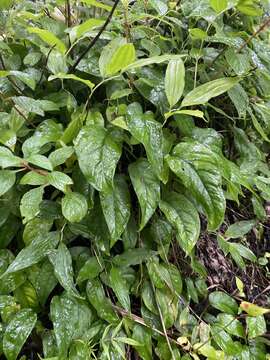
[69,0,120,72]
[237,16,270,53]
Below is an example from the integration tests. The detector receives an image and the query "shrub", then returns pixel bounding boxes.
[0,0,269,359]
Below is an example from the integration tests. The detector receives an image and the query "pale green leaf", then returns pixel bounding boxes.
[28,27,66,54]
[48,73,94,89]
[181,77,240,107]
[62,192,88,223]
[106,43,136,76]
[165,58,185,108]
[0,170,16,197]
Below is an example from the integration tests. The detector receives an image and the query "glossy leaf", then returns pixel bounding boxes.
[3,309,37,360]
[166,142,226,230]
[100,175,130,246]
[110,267,130,311]
[20,186,44,223]
[159,192,200,254]
[49,243,82,299]
[50,294,92,357]
[0,170,16,197]
[74,125,122,192]
[127,103,164,181]
[129,158,160,230]
[1,232,59,276]
[247,315,266,339]
[62,192,88,223]
[209,291,238,315]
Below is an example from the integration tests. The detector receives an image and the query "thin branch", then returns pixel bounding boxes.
[69,0,120,72]
[238,16,270,53]
[0,53,24,95]
[112,305,180,347]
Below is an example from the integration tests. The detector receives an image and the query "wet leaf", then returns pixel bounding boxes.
[3,308,37,360]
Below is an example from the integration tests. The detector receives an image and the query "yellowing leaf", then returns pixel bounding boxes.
[240,301,270,316]
[165,109,205,120]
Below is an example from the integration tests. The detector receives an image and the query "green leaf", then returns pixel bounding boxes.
[49,243,82,299]
[12,97,59,117]
[166,142,225,230]
[0,0,14,9]
[100,175,131,246]
[86,279,118,323]
[106,43,136,76]
[20,187,44,223]
[159,192,200,254]
[217,313,245,338]
[48,73,94,89]
[48,146,74,168]
[181,77,240,107]
[209,291,238,315]
[129,158,160,230]
[77,256,104,283]
[113,249,156,267]
[149,0,168,15]
[225,220,256,238]
[127,104,164,181]
[47,171,73,192]
[23,218,52,245]
[132,325,152,360]
[165,58,185,108]
[1,232,59,276]
[50,294,92,357]
[20,171,47,186]
[62,192,88,223]
[210,0,227,13]
[122,54,186,72]
[0,170,16,197]
[27,27,67,54]
[211,325,239,355]
[26,154,53,171]
[3,309,37,360]
[110,267,130,311]
[0,146,22,168]
[247,315,266,339]
[68,18,104,43]
[74,125,122,192]
[240,301,270,316]
[0,70,36,90]
[237,0,263,16]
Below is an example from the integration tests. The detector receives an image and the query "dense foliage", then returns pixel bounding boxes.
[0,0,270,359]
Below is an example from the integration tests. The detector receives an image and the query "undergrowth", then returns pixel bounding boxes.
[0,0,270,359]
